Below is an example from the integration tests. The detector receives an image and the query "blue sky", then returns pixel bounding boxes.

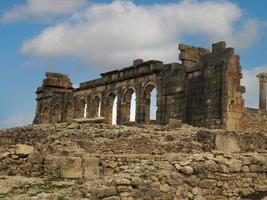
[0,0,266,128]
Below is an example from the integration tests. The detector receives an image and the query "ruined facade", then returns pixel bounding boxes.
[33,41,266,131]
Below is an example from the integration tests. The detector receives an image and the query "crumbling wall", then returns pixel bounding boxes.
[0,125,54,147]
[240,108,267,132]
[1,150,266,199]
[181,42,245,130]
[0,124,266,199]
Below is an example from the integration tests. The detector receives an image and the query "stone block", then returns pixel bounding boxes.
[115,178,131,185]
[180,166,194,175]
[199,179,217,189]
[14,144,33,157]
[212,41,226,53]
[228,159,242,172]
[83,157,100,180]
[255,185,267,192]
[74,117,106,124]
[215,134,240,153]
[0,152,10,159]
[61,156,83,179]
[96,187,117,199]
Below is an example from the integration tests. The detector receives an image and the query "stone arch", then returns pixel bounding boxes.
[121,87,136,123]
[104,91,117,124]
[90,95,101,118]
[65,101,74,122]
[51,104,61,123]
[142,82,158,124]
[41,106,49,124]
[77,98,87,118]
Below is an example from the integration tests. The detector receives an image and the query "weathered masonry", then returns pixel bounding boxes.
[33,41,267,131]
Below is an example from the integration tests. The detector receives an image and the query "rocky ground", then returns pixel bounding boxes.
[0,122,266,200]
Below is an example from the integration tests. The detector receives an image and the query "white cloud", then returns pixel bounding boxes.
[21,0,262,69]
[2,114,33,128]
[2,0,87,23]
[242,65,267,109]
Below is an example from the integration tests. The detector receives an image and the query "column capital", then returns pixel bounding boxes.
[257,72,267,82]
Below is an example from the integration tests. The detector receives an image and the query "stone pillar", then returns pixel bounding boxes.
[135,96,143,123]
[116,92,122,125]
[257,73,267,111]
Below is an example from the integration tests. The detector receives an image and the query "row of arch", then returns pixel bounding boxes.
[40,83,158,125]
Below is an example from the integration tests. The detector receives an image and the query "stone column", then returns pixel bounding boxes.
[257,73,267,111]
[116,92,122,125]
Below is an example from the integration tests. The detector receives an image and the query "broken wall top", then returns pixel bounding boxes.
[42,72,73,89]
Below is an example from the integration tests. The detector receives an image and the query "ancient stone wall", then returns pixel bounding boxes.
[240,108,267,132]
[0,125,54,147]
[33,42,246,131]
[0,124,266,199]
[3,152,267,199]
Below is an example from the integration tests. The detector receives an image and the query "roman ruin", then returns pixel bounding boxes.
[0,42,267,200]
[33,41,267,131]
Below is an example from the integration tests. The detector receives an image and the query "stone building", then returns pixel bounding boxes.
[33,41,267,131]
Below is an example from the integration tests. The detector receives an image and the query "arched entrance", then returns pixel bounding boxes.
[143,83,158,124]
[121,88,136,123]
[41,106,49,124]
[65,102,74,122]
[104,92,117,124]
[77,98,87,118]
[51,104,61,123]
[90,96,101,118]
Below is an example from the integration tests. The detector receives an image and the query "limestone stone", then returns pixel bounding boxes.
[180,166,194,175]
[228,159,243,172]
[193,154,204,161]
[14,144,33,157]
[108,161,118,169]
[115,178,131,185]
[83,157,100,180]
[103,196,120,200]
[194,195,206,200]
[0,152,10,159]
[241,166,249,172]
[11,155,19,159]
[120,192,130,197]
[185,175,199,187]
[61,156,83,178]
[174,163,181,171]
[215,134,240,153]
[121,197,133,200]
[255,185,267,192]
[74,117,106,124]
[117,185,131,192]
[159,184,171,193]
[104,167,114,176]
[96,188,117,199]
[179,160,191,166]
[131,177,143,186]
[241,187,255,196]
[199,179,217,189]
[192,187,199,195]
